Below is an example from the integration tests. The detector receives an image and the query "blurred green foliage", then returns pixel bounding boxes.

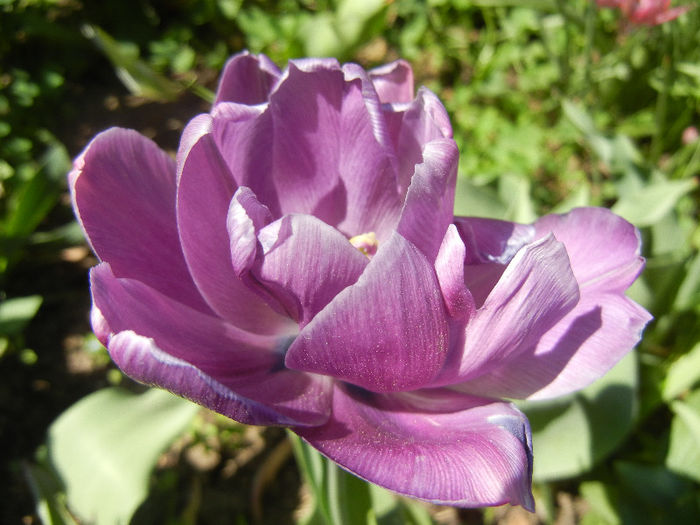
[1,0,698,524]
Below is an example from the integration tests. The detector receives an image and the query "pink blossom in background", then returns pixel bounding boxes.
[682,126,699,145]
[69,52,651,510]
[596,0,693,26]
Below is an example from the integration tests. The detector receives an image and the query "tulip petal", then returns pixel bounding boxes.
[210,102,277,209]
[455,217,535,265]
[266,61,403,239]
[451,208,652,399]
[369,59,415,104]
[69,128,209,312]
[215,51,281,105]
[534,207,645,293]
[435,224,475,322]
[91,263,331,426]
[454,216,536,307]
[295,385,534,510]
[456,292,651,400]
[397,138,458,261]
[252,214,370,326]
[439,235,580,384]
[285,233,449,392]
[226,186,273,275]
[176,118,293,334]
[387,88,453,194]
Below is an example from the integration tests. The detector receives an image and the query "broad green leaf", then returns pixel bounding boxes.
[335,0,385,47]
[649,211,691,257]
[499,173,536,223]
[666,391,700,483]
[612,178,697,227]
[579,481,620,525]
[453,177,507,219]
[520,351,638,481]
[0,295,42,336]
[663,342,700,401]
[301,0,385,58]
[48,388,198,525]
[613,461,698,523]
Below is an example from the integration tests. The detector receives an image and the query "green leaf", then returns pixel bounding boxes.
[666,391,700,483]
[675,253,700,311]
[613,461,697,523]
[470,0,556,8]
[453,177,507,219]
[663,342,700,401]
[498,173,536,223]
[82,25,182,102]
[301,0,386,58]
[520,351,638,481]
[326,456,372,525]
[288,431,332,525]
[579,481,620,525]
[48,388,198,525]
[0,295,42,336]
[612,178,697,227]
[4,139,70,238]
[23,461,79,525]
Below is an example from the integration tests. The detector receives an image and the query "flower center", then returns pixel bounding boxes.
[349,232,378,258]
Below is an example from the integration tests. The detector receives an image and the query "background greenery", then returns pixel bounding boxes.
[2,0,699,523]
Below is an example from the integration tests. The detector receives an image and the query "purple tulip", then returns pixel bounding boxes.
[69,51,651,510]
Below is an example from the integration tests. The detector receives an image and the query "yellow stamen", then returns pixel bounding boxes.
[349,232,378,258]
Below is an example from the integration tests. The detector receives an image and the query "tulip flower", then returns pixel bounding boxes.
[69,51,651,510]
[596,0,693,26]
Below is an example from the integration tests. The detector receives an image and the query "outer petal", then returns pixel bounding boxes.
[295,384,534,510]
[368,59,415,104]
[91,263,331,426]
[534,208,644,293]
[285,233,449,392]
[457,292,651,400]
[455,208,651,399]
[176,118,293,334]
[397,138,458,262]
[252,214,369,327]
[69,128,209,312]
[436,235,580,385]
[214,51,281,105]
